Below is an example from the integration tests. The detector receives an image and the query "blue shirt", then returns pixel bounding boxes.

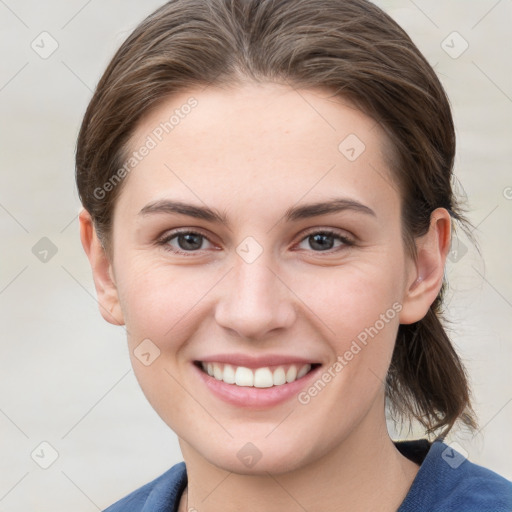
[103,439,512,511]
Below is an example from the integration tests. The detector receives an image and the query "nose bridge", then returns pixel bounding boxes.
[234,247,277,303]
[214,238,295,339]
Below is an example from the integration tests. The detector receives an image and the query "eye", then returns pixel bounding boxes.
[157,229,215,255]
[157,228,354,256]
[296,229,354,253]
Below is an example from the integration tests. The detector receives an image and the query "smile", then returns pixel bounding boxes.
[198,361,318,388]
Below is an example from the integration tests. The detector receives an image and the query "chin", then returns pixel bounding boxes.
[194,437,316,476]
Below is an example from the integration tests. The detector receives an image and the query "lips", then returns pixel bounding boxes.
[193,357,322,408]
[192,354,322,407]
[198,361,316,388]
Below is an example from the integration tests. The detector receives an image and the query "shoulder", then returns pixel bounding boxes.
[102,461,187,512]
[398,440,512,512]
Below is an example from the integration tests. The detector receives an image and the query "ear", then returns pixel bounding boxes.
[79,208,125,326]
[399,208,451,324]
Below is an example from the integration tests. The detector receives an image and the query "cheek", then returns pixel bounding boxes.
[292,268,402,435]
[296,257,404,340]
[113,249,405,469]
[292,258,404,397]
[116,262,204,429]
[117,247,405,357]
[116,258,208,341]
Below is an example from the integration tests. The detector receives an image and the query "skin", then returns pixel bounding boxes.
[80,82,451,512]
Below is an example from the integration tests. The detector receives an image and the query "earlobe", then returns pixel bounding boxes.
[399,208,451,325]
[78,209,125,326]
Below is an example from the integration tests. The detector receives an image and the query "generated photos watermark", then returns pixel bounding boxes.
[93,96,198,200]
[298,301,403,405]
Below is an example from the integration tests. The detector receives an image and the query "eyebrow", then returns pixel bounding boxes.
[138,197,376,225]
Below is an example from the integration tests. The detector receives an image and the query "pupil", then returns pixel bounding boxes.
[180,233,201,250]
[176,233,334,252]
[311,233,333,251]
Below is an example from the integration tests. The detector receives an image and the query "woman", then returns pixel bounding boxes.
[76,0,512,510]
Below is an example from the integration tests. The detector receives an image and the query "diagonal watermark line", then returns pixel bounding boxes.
[408,0,439,28]
[265,407,296,438]
[265,473,309,511]
[164,368,233,438]
[472,266,512,309]
[288,83,337,132]
[61,60,93,92]
[0,62,29,92]
[60,265,98,302]
[61,470,101,510]
[163,164,232,234]
[0,408,29,439]
[368,162,400,197]
[61,369,131,439]
[472,204,499,231]
[266,267,336,335]
[476,398,512,436]
[0,265,28,296]
[471,0,503,30]
[60,265,129,334]
[0,201,29,232]
[0,472,29,503]
[0,0,29,28]
[472,61,512,104]
[368,367,386,387]
[266,164,337,234]
[60,214,78,233]
[200,471,233,503]
[164,267,234,336]
[61,0,93,29]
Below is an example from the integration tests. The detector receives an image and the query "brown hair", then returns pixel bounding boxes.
[75,0,476,437]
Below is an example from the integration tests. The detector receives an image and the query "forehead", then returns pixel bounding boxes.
[117,82,399,222]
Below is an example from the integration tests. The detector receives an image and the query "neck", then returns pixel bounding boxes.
[178,407,419,512]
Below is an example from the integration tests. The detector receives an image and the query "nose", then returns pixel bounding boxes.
[214,249,296,341]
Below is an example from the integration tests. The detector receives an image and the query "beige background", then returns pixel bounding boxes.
[0,1,511,510]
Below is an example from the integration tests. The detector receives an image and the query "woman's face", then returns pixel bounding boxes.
[102,83,424,474]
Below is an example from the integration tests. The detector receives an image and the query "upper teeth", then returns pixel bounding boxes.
[201,362,312,388]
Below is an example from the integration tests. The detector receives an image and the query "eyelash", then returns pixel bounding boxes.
[156,228,355,256]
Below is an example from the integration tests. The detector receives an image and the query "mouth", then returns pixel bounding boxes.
[194,361,321,388]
